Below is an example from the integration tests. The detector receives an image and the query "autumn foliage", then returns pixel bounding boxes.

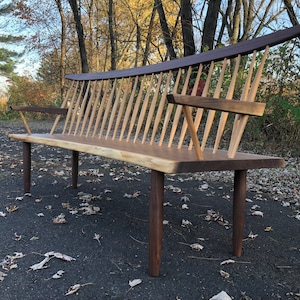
[7,75,60,119]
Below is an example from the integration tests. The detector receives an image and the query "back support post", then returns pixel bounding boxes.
[232,169,247,256]
[23,142,31,193]
[149,170,164,277]
[72,151,79,188]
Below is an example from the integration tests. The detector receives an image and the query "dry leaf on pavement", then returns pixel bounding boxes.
[65,283,93,296]
[219,269,230,278]
[51,270,65,279]
[129,278,142,288]
[0,271,7,282]
[53,213,67,224]
[220,259,235,265]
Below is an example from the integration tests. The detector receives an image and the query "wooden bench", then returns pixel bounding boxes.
[9,25,300,277]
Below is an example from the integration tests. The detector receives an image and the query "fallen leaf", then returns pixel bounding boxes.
[11,252,25,259]
[54,170,65,176]
[181,204,189,210]
[6,205,19,213]
[204,209,230,229]
[181,219,192,227]
[123,191,141,198]
[209,290,232,300]
[190,243,204,251]
[220,259,235,265]
[264,226,273,232]
[198,183,209,190]
[94,233,102,245]
[0,252,24,271]
[61,203,70,209]
[30,257,51,271]
[46,251,76,262]
[65,283,93,296]
[251,210,264,217]
[14,233,22,241]
[248,231,258,239]
[181,195,190,202]
[79,205,101,215]
[219,269,230,278]
[65,284,81,296]
[78,192,93,201]
[30,251,75,271]
[129,278,142,288]
[53,213,67,224]
[52,270,65,279]
[179,242,204,251]
[0,271,7,282]
[281,201,290,207]
[165,185,182,193]
[251,204,260,210]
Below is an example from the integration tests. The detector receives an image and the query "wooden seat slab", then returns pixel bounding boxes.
[8,133,284,173]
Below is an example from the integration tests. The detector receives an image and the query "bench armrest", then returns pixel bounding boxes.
[10,106,68,115]
[167,94,266,159]
[167,94,265,116]
[10,106,68,135]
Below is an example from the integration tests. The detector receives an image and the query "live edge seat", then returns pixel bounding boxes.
[8,25,300,277]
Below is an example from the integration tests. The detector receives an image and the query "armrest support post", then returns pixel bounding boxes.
[182,106,203,159]
[19,111,32,135]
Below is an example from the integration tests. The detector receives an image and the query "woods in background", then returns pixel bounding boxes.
[1,0,300,155]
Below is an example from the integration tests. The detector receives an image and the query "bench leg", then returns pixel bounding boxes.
[72,151,79,188]
[23,142,31,194]
[149,170,164,277]
[232,169,247,257]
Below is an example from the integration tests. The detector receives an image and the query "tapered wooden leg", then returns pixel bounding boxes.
[232,169,247,257]
[149,170,164,277]
[72,151,79,188]
[23,142,31,193]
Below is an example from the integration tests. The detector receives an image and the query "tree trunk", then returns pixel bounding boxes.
[154,0,177,60]
[54,0,66,98]
[283,0,299,25]
[135,24,141,67]
[67,0,89,73]
[180,0,195,56]
[108,0,116,70]
[202,0,221,51]
[87,0,94,71]
[231,0,242,44]
[142,4,156,66]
